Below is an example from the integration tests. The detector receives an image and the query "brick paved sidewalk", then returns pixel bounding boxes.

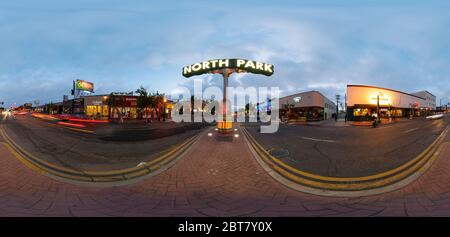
[0,127,449,216]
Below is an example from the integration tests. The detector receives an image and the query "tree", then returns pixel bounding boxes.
[190,95,195,115]
[153,92,165,121]
[245,102,257,116]
[148,94,155,122]
[107,93,124,121]
[107,93,114,119]
[135,86,149,120]
[282,103,295,120]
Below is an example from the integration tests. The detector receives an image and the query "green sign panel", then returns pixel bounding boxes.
[75,79,94,93]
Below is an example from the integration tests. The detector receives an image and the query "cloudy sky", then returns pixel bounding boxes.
[0,0,449,108]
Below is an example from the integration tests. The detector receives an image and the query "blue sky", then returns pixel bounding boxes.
[0,0,449,108]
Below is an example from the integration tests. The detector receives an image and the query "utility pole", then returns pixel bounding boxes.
[375,92,385,122]
[344,93,347,122]
[335,94,340,121]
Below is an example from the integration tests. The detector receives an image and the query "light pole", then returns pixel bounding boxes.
[377,94,379,121]
[344,93,347,122]
[377,92,383,123]
[335,94,340,121]
[223,69,229,127]
[216,68,233,132]
[163,98,167,121]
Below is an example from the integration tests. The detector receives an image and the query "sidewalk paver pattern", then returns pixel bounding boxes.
[0,125,450,216]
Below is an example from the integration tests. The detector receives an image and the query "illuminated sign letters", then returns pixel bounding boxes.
[182,59,274,78]
[293,96,302,103]
[75,79,94,93]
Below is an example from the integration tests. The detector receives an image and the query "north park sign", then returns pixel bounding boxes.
[182,58,274,77]
[179,58,278,134]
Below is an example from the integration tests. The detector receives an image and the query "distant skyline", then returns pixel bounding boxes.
[1,0,449,108]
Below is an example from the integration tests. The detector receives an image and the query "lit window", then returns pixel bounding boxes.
[353,108,369,116]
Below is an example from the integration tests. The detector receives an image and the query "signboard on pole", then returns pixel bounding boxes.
[182,59,274,78]
[181,58,274,133]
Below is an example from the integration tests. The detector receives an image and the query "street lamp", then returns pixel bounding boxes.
[377,92,383,123]
[335,94,340,121]
[163,98,167,121]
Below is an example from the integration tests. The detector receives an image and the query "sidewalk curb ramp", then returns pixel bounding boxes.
[242,124,449,197]
[0,126,200,186]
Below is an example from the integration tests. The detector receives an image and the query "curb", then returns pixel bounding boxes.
[241,124,449,197]
[0,126,200,186]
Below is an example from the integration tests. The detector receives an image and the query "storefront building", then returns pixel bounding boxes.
[63,98,84,115]
[346,85,432,121]
[44,93,173,120]
[279,91,336,121]
[108,94,138,119]
[411,90,436,110]
[83,95,109,119]
[44,102,64,115]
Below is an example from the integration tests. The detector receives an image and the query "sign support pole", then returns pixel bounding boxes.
[181,59,274,133]
[222,69,228,124]
[218,69,232,133]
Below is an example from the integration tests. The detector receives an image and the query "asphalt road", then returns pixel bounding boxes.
[0,113,206,172]
[245,115,449,177]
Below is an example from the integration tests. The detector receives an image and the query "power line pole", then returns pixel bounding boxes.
[344,93,347,122]
[335,94,340,121]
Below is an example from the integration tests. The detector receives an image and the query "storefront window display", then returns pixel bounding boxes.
[109,95,138,119]
[86,105,109,118]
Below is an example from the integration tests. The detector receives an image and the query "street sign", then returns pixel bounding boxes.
[182,59,274,78]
